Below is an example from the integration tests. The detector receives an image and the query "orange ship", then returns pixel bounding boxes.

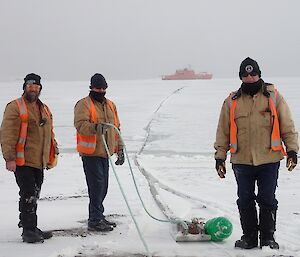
[162,68,213,80]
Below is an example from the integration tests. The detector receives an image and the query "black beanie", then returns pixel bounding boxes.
[23,73,42,90]
[239,57,261,79]
[90,73,108,89]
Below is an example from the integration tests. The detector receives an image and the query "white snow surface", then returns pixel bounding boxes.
[0,78,299,257]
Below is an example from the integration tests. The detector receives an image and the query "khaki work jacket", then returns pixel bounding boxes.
[214,84,298,166]
[0,97,58,169]
[74,97,122,158]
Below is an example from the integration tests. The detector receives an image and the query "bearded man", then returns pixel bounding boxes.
[0,73,58,243]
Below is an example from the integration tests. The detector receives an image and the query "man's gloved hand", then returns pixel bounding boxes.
[286,151,297,171]
[46,154,58,170]
[115,149,125,165]
[95,123,110,134]
[215,159,226,178]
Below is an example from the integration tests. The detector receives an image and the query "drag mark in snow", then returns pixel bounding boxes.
[137,87,185,156]
[263,255,295,257]
[39,194,88,201]
[52,227,115,238]
[134,86,222,212]
[74,253,148,257]
[133,86,203,221]
[133,85,226,212]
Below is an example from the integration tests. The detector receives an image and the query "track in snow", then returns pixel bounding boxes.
[134,86,227,219]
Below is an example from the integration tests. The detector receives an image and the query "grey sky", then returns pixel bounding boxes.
[0,0,299,80]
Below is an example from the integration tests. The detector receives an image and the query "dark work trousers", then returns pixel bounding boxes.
[232,162,279,211]
[82,156,109,226]
[14,166,44,229]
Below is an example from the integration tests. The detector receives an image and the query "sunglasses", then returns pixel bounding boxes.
[241,71,258,77]
[26,84,41,90]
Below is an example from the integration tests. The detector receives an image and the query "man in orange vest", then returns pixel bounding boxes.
[0,73,58,243]
[214,58,298,250]
[74,73,124,232]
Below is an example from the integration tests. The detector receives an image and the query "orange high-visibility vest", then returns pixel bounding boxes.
[229,98,237,153]
[76,97,97,154]
[15,97,56,166]
[229,89,286,155]
[43,105,57,167]
[15,97,28,165]
[268,90,286,155]
[106,99,120,153]
[76,97,120,154]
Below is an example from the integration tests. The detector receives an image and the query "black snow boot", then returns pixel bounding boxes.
[88,219,113,232]
[259,208,279,249]
[235,206,258,249]
[36,228,53,240]
[103,218,117,228]
[22,228,44,243]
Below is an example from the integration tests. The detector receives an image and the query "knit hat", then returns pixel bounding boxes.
[239,57,261,79]
[90,73,108,89]
[23,73,42,90]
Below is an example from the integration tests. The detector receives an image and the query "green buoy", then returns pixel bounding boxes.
[204,216,233,241]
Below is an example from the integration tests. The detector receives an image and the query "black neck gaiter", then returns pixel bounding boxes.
[89,91,106,103]
[241,79,263,96]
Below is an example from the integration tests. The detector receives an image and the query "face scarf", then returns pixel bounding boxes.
[241,79,263,96]
[89,90,106,103]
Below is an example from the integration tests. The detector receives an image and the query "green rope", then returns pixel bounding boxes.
[101,123,189,228]
[101,133,152,257]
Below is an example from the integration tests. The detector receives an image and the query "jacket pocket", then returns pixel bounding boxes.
[234,112,248,130]
[260,110,272,127]
[234,112,248,153]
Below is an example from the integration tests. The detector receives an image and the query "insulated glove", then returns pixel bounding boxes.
[95,123,110,134]
[46,154,58,170]
[115,149,125,165]
[215,159,226,178]
[286,151,297,171]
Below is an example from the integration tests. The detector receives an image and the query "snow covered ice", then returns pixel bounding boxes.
[0,78,299,257]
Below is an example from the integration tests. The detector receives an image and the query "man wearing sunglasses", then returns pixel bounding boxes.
[0,73,59,243]
[214,57,298,250]
[74,73,124,232]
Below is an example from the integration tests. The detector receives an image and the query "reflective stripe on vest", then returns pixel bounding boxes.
[15,97,56,166]
[43,105,56,166]
[15,97,28,166]
[106,99,120,153]
[76,97,120,154]
[229,90,286,155]
[229,97,237,153]
[268,90,286,155]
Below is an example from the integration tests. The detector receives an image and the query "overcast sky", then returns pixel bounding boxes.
[0,0,299,81]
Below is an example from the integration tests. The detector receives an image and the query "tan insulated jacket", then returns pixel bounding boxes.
[214,84,298,166]
[0,97,58,169]
[74,97,122,157]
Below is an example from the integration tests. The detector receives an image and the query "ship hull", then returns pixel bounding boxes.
[162,75,213,80]
[162,68,212,80]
